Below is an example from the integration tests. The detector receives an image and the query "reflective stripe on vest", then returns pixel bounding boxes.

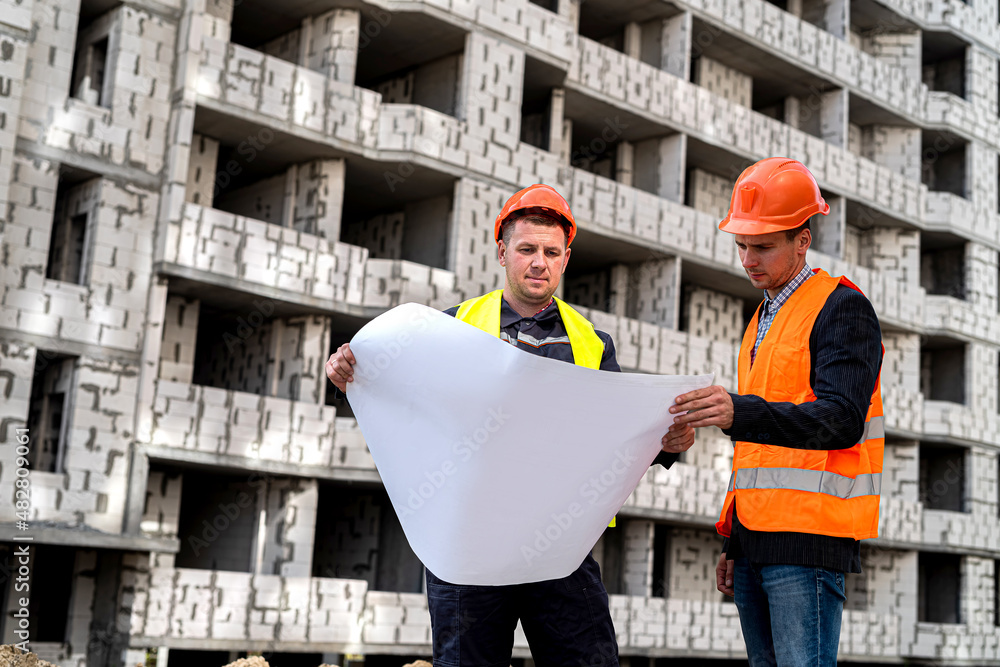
[729,469,882,499]
[725,415,886,499]
[716,270,885,541]
[454,289,605,370]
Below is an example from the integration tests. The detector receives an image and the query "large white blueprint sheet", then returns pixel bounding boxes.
[347,303,713,585]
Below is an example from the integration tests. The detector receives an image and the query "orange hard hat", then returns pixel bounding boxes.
[494,184,577,246]
[719,157,829,235]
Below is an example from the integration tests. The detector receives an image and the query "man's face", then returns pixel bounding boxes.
[498,219,570,306]
[735,229,810,295]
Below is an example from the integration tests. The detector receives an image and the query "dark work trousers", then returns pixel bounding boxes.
[425,553,619,667]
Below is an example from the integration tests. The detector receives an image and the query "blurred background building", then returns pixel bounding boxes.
[0,0,998,664]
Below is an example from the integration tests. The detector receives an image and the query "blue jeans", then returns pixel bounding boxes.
[733,558,846,666]
[425,553,618,667]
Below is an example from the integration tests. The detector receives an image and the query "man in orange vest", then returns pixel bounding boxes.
[327,184,695,666]
[668,158,884,666]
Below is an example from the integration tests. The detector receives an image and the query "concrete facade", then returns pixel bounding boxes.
[0,0,998,664]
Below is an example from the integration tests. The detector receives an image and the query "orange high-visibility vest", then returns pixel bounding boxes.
[716,270,884,540]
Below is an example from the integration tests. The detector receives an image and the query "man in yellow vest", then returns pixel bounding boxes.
[667,158,884,666]
[326,183,695,666]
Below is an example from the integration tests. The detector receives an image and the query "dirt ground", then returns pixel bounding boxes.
[0,647,435,667]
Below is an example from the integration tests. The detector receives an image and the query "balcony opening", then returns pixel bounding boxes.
[921,131,968,198]
[70,5,116,108]
[529,0,558,9]
[577,1,680,59]
[919,442,966,512]
[651,523,670,598]
[174,470,260,572]
[568,119,622,180]
[920,338,967,406]
[922,32,967,100]
[191,302,277,397]
[563,265,612,314]
[918,552,961,623]
[593,524,625,595]
[33,548,75,642]
[186,126,347,240]
[920,235,966,300]
[8,545,76,642]
[46,171,101,285]
[562,238,679,325]
[26,352,76,473]
[995,560,999,626]
[312,483,423,593]
[353,12,466,118]
[847,109,921,182]
[229,0,365,84]
[521,56,565,152]
[340,163,456,270]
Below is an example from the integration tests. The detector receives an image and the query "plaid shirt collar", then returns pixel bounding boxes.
[762,264,814,317]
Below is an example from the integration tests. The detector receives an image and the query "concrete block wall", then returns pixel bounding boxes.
[668,528,724,603]
[19,2,176,175]
[0,28,28,225]
[130,564,371,644]
[34,354,137,531]
[5,0,1000,662]
[342,212,405,260]
[629,257,680,329]
[376,54,463,117]
[150,380,360,468]
[692,57,753,108]
[684,287,744,348]
[460,33,525,153]
[304,9,361,84]
[159,295,199,384]
[260,478,318,577]
[313,491,381,586]
[290,159,345,239]
[854,126,922,182]
[141,470,184,538]
[260,27,302,65]
[860,227,921,286]
[0,342,37,509]
[564,269,610,312]
[687,169,734,222]
[184,134,220,207]
[3,156,158,351]
[621,519,654,596]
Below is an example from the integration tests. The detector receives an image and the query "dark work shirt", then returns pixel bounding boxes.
[444,297,678,469]
[722,284,883,573]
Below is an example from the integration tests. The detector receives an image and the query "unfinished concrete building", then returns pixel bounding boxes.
[0,0,998,664]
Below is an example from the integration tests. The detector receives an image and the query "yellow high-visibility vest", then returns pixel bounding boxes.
[454,289,617,526]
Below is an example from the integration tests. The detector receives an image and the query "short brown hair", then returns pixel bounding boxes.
[501,214,570,247]
[785,219,811,242]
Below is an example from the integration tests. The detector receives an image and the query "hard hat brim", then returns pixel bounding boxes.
[719,201,830,235]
